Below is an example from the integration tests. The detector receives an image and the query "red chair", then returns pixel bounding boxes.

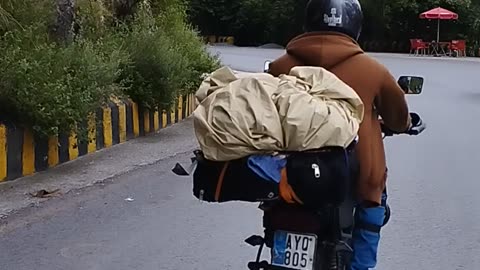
[409,39,429,56]
[449,40,466,57]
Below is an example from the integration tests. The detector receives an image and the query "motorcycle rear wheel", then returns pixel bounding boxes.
[313,246,350,270]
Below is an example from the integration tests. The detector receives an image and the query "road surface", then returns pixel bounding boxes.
[1,46,480,270]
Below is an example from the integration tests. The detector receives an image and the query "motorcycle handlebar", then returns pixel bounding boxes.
[381,123,397,137]
[381,123,416,137]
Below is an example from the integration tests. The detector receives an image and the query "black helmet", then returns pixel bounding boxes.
[304,0,363,41]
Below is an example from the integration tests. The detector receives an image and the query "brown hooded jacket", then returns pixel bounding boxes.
[269,32,411,205]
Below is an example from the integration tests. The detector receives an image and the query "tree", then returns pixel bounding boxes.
[187,0,241,35]
[185,0,480,53]
[50,0,76,44]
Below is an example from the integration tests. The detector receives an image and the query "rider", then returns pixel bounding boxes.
[267,0,425,269]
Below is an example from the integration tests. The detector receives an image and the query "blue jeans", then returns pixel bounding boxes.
[350,190,389,270]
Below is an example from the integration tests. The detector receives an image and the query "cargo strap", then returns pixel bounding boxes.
[215,161,230,202]
[279,168,303,204]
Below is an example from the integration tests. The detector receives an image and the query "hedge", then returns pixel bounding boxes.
[0,0,219,139]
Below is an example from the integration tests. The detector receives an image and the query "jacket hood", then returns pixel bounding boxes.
[286,32,364,69]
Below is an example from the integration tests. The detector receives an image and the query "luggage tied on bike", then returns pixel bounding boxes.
[193,66,364,161]
[190,144,358,206]
[183,66,364,207]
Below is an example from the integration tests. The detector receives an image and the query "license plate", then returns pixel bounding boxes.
[271,230,317,270]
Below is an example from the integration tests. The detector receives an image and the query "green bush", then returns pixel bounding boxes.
[119,2,219,110]
[156,3,220,93]
[118,4,186,111]
[0,0,218,136]
[0,0,55,34]
[75,0,115,40]
[0,27,128,137]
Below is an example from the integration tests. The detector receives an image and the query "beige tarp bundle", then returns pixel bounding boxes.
[193,66,364,161]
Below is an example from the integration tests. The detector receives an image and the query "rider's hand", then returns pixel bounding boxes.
[406,112,426,135]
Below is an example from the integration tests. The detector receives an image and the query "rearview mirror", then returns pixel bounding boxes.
[397,76,424,94]
[263,60,271,73]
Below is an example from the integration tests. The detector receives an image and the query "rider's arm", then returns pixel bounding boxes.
[375,70,412,133]
[267,54,302,77]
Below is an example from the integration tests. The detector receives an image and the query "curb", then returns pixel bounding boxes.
[369,52,480,63]
[0,94,196,182]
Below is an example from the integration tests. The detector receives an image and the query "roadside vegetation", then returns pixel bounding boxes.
[0,0,219,137]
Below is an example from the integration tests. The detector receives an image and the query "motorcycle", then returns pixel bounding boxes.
[243,61,424,270]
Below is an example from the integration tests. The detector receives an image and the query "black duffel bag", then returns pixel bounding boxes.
[192,151,280,203]
[284,144,358,209]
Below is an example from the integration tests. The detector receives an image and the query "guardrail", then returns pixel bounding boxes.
[0,94,196,182]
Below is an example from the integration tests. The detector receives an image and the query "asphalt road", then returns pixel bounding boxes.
[2,47,480,270]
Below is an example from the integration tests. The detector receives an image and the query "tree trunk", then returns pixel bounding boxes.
[50,0,76,45]
[113,0,140,21]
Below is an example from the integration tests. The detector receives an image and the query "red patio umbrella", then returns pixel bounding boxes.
[420,7,459,43]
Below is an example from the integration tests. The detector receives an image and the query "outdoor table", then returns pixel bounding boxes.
[429,41,450,56]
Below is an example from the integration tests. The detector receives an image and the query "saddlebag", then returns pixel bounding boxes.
[284,145,357,209]
[261,145,359,246]
[192,151,280,203]
[189,142,358,206]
